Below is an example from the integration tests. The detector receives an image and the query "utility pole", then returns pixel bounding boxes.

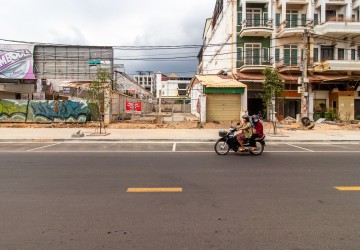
[301,28,313,120]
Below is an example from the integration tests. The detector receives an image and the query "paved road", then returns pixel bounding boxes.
[0,141,360,153]
[0,143,360,249]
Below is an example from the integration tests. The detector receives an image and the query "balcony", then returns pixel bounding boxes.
[278,0,307,7]
[237,55,271,72]
[276,19,308,38]
[276,56,301,72]
[314,18,360,38]
[313,60,360,72]
[238,19,273,38]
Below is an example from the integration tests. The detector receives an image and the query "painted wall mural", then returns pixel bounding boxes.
[28,100,89,123]
[0,100,28,122]
[0,99,89,123]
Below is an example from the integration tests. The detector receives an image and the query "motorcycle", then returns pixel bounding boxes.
[214,123,265,155]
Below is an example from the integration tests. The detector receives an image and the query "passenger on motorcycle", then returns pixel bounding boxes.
[249,115,264,151]
[236,114,253,152]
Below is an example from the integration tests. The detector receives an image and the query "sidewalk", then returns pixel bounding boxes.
[0,127,359,142]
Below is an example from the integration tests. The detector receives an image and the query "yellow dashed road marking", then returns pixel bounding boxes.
[335,186,360,191]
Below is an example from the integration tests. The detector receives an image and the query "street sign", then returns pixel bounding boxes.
[88,59,101,65]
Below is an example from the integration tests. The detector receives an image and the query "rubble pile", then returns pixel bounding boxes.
[281,116,297,124]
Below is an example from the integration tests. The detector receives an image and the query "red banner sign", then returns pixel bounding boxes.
[126,101,142,112]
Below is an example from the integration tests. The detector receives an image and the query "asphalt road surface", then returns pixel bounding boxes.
[0,142,360,250]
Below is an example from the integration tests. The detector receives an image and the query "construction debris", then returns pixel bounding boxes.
[281,116,297,124]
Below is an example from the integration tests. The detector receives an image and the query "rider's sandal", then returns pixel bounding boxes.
[250,147,256,151]
[239,148,245,152]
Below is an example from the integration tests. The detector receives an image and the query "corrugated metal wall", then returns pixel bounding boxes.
[34,46,113,80]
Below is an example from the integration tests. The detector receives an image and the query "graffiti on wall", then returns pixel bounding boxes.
[0,99,28,122]
[0,99,89,123]
[27,100,89,123]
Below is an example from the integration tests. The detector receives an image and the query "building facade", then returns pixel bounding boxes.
[200,0,360,121]
[134,72,155,95]
[155,72,192,98]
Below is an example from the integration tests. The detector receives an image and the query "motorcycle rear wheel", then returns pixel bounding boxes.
[249,141,264,155]
[214,140,230,155]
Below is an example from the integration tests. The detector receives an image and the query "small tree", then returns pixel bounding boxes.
[87,67,112,133]
[261,67,284,134]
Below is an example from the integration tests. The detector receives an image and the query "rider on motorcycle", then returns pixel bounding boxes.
[249,115,264,151]
[236,114,253,152]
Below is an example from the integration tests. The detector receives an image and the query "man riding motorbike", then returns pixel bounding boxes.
[235,114,253,152]
[249,115,264,151]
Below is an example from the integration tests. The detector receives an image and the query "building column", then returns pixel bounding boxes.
[199,95,207,123]
[241,88,248,117]
[308,92,314,120]
[271,0,276,68]
[281,2,287,29]
[321,3,326,23]
[242,0,247,23]
[346,2,352,20]
[268,0,272,23]
[307,2,313,23]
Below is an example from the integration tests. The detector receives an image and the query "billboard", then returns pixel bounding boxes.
[0,44,35,79]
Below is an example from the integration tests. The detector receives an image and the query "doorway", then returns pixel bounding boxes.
[284,99,300,118]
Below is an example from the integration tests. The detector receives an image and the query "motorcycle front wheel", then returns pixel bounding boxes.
[214,140,230,155]
[249,141,264,155]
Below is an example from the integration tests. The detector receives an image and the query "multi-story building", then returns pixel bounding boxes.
[134,72,155,95]
[200,0,360,121]
[155,72,192,98]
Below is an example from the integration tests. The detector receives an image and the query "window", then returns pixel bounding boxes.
[313,48,319,62]
[275,48,280,62]
[237,12,242,26]
[284,45,298,66]
[286,10,298,28]
[276,14,281,26]
[351,49,356,60]
[237,47,243,61]
[338,48,345,60]
[245,44,261,65]
[246,9,262,27]
[314,14,319,26]
[321,46,334,61]
[178,83,187,89]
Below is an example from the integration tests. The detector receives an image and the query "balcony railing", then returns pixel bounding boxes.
[239,18,272,29]
[237,56,271,68]
[325,16,360,22]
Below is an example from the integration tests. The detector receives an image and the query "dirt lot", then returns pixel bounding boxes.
[0,118,359,130]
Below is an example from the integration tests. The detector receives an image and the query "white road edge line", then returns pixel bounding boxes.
[27,143,59,152]
[172,143,177,152]
[286,143,314,152]
[20,150,360,153]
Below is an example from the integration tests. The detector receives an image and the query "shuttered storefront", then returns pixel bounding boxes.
[206,94,241,122]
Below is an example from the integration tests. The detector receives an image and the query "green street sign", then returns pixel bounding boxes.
[88,59,101,65]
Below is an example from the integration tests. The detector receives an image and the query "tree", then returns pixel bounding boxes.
[261,67,284,134]
[87,67,113,134]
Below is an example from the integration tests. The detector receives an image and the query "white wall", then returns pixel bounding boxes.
[202,1,236,74]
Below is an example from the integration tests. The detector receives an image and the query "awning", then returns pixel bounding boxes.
[193,75,247,88]
[237,72,264,81]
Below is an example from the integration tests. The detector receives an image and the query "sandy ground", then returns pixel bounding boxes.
[0,117,359,131]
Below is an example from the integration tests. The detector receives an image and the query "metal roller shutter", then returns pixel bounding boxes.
[206,94,241,122]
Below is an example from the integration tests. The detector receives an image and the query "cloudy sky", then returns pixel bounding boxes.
[1,0,216,76]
